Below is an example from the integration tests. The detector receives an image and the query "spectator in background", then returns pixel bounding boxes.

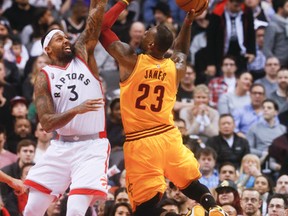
[218,72,252,115]
[189,9,210,84]
[22,54,49,104]
[6,117,33,154]
[244,0,272,23]
[0,73,17,133]
[2,0,38,33]
[5,162,34,215]
[253,175,274,216]
[0,139,35,202]
[142,0,185,28]
[10,37,28,77]
[218,162,238,182]
[206,114,250,169]
[114,187,129,204]
[110,202,133,216]
[196,147,219,190]
[215,180,242,215]
[269,131,288,175]
[107,97,125,149]
[237,154,262,189]
[247,25,267,80]
[255,57,281,97]
[0,125,17,169]
[128,21,145,53]
[266,193,288,216]
[208,55,237,109]
[232,83,265,137]
[263,0,288,67]
[180,84,219,140]
[240,189,262,216]
[33,122,52,163]
[174,64,195,117]
[21,7,54,57]
[61,0,88,44]
[247,99,286,169]
[0,25,21,92]
[206,0,256,76]
[274,174,288,195]
[111,3,135,44]
[167,182,197,215]
[268,68,288,112]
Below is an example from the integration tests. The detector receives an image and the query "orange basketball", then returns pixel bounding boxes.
[175,0,207,12]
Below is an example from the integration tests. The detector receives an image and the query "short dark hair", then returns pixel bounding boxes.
[219,161,237,172]
[250,83,265,94]
[16,139,36,153]
[195,147,217,160]
[262,98,279,111]
[41,28,58,48]
[273,0,288,12]
[219,113,235,122]
[222,55,237,65]
[155,24,174,53]
[267,193,288,209]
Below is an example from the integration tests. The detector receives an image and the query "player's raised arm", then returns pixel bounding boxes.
[99,0,138,79]
[171,2,208,84]
[75,0,108,76]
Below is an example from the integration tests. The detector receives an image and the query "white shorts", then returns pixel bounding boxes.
[25,138,110,199]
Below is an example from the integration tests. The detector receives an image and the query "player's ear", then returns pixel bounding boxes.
[45,46,52,55]
[148,42,155,49]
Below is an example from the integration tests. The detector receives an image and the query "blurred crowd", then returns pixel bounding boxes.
[0,0,288,215]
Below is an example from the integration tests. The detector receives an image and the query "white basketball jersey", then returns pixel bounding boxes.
[42,57,105,136]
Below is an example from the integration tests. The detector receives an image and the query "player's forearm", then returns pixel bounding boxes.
[0,171,13,185]
[173,19,192,55]
[39,108,78,133]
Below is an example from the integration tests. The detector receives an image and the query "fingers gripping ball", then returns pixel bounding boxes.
[176,0,208,12]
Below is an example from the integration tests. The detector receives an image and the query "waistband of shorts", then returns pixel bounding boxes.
[125,125,175,141]
[56,131,107,142]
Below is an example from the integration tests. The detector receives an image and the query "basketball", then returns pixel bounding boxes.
[175,0,207,12]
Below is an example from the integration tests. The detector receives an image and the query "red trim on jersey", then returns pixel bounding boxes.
[69,188,107,197]
[99,131,107,138]
[105,142,111,173]
[24,179,52,194]
[41,69,51,93]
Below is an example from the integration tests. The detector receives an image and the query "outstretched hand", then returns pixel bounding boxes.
[76,98,105,114]
[8,178,27,196]
[195,0,209,16]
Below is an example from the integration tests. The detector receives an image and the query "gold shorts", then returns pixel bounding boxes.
[124,127,201,211]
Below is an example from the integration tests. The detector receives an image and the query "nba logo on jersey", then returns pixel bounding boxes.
[156,64,160,68]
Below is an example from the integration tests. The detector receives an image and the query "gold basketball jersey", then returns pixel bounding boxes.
[120,54,177,134]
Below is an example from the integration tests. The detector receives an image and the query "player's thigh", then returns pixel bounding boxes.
[70,138,110,195]
[124,137,166,209]
[25,142,72,195]
[165,129,201,189]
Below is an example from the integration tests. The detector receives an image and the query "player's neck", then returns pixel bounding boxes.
[148,53,164,60]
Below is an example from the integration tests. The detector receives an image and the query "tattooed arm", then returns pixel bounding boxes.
[35,71,104,133]
[74,0,108,77]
